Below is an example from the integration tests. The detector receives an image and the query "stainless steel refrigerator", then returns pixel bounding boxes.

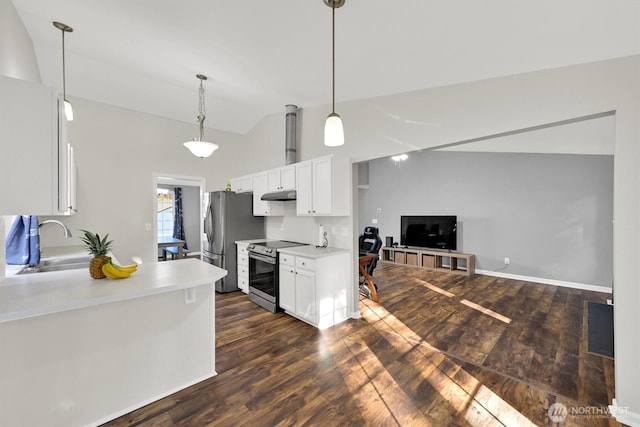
[202,191,265,292]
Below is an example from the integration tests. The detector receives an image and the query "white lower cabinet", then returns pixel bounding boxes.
[237,242,250,293]
[278,263,296,312]
[294,268,316,325]
[278,250,349,329]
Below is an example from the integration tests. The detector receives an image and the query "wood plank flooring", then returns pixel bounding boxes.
[103,263,620,426]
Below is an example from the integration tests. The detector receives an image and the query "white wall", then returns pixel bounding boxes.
[0,0,40,82]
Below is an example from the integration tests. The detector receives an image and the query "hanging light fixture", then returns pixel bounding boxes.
[183,74,219,158]
[53,21,73,121]
[323,0,345,147]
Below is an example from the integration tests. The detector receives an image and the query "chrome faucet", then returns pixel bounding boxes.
[39,220,73,238]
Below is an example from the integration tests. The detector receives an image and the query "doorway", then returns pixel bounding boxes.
[152,174,205,261]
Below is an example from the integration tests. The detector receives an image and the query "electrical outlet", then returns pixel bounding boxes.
[372,219,378,224]
[504,257,510,265]
[184,288,196,304]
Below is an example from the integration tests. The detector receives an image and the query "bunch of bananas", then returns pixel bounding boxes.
[102,261,138,280]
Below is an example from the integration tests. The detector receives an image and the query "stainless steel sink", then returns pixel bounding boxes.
[16,256,92,275]
[40,256,92,267]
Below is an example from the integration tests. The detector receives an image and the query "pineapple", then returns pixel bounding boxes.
[80,229,113,279]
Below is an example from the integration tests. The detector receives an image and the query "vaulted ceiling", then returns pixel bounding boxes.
[12,0,640,135]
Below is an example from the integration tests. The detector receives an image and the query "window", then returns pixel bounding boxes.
[157,188,174,237]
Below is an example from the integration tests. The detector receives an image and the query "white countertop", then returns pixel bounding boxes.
[277,245,350,258]
[0,258,226,323]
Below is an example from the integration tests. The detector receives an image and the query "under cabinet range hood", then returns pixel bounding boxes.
[260,190,296,201]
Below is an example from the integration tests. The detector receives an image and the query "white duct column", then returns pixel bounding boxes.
[285,104,298,165]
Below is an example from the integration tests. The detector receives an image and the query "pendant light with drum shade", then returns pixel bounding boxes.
[53,21,73,121]
[324,0,345,147]
[183,74,219,158]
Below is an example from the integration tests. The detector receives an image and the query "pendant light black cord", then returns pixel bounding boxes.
[331,3,336,114]
[61,30,66,99]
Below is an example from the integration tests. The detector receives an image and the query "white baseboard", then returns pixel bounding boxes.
[476,269,612,294]
[609,398,640,427]
[350,310,362,319]
[90,371,217,427]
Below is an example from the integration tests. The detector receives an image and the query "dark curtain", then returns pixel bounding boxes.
[173,187,188,250]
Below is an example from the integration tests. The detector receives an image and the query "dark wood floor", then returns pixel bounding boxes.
[104,263,620,427]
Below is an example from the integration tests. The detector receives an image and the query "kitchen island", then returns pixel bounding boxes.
[0,258,225,427]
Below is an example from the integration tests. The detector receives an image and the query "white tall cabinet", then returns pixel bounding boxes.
[0,75,76,215]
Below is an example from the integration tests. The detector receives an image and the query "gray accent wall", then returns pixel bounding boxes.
[359,151,613,287]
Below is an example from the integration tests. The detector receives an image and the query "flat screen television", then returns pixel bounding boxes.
[401,215,457,251]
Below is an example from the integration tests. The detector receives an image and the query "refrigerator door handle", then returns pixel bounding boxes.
[204,202,213,242]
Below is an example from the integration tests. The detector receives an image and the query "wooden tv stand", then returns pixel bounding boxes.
[381,247,475,277]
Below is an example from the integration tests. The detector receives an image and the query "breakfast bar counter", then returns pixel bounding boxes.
[0,258,226,427]
[0,258,225,322]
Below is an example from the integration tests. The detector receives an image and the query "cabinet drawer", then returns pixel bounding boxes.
[238,276,248,293]
[280,253,295,266]
[237,245,249,255]
[237,264,248,278]
[295,257,315,270]
[237,253,248,266]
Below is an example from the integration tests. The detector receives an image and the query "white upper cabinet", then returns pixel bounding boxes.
[281,165,296,191]
[252,172,284,216]
[60,142,77,215]
[230,174,253,193]
[295,155,349,216]
[0,76,76,215]
[267,169,281,192]
[232,155,349,217]
[267,165,296,192]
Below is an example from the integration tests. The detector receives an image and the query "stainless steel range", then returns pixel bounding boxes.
[247,240,306,312]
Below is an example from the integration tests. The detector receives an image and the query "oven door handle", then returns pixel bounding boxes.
[249,252,276,265]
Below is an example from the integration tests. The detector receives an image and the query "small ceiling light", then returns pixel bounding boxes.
[183,74,219,158]
[53,21,73,121]
[323,0,345,147]
[391,154,409,162]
